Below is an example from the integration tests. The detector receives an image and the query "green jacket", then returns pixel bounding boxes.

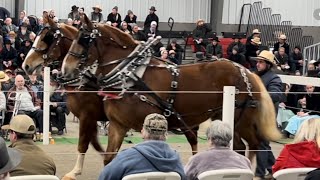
[9,139,56,176]
[206,43,223,58]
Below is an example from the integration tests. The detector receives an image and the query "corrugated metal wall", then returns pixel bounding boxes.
[223,0,320,26]
[0,0,15,17]
[24,0,211,23]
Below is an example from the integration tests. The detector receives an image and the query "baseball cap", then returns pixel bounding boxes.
[1,115,36,134]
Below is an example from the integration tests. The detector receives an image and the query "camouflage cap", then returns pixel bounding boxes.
[143,113,168,135]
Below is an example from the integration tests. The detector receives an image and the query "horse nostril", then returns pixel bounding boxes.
[24,65,29,72]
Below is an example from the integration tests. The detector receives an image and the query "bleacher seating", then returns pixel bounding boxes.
[197,169,254,180]
[122,172,181,180]
[273,168,316,180]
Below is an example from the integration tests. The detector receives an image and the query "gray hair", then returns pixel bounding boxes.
[206,120,232,147]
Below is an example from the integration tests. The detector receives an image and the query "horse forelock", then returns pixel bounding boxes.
[60,24,78,39]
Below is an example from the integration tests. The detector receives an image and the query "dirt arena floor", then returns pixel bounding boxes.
[37,115,285,180]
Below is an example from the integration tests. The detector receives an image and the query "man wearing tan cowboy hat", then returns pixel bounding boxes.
[192,19,212,52]
[0,137,21,180]
[245,36,261,69]
[98,113,186,180]
[252,50,283,180]
[273,34,290,55]
[1,115,56,176]
[90,5,104,23]
[144,6,159,30]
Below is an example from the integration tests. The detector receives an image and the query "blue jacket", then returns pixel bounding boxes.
[98,140,186,180]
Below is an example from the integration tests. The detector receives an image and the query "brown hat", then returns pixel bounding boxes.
[251,37,261,45]
[92,5,102,12]
[149,6,157,11]
[1,115,36,134]
[0,71,9,82]
[252,50,276,66]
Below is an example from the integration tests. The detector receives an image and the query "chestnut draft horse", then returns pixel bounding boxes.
[22,16,108,179]
[62,14,282,174]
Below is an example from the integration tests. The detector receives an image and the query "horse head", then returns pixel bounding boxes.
[61,13,138,83]
[22,14,78,75]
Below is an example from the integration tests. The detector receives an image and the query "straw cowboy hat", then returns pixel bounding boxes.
[252,50,276,66]
[0,71,9,82]
[196,19,205,25]
[0,137,21,174]
[279,34,287,40]
[252,29,261,34]
[92,5,102,12]
[251,37,261,45]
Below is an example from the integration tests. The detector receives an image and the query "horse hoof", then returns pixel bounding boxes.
[61,175,76,180]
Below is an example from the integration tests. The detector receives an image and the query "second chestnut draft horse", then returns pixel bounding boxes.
[61,14,282,176]
[22,16,108,180]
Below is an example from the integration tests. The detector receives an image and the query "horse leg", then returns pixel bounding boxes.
[62,116,102,180]
[184,126,199,155]
[233,132,246,156]
[103,120,129,165]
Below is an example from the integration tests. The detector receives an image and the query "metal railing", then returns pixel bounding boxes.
[303,42,320,75]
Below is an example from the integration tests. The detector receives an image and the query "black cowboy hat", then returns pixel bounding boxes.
[150,6,157,11]
[71,5,79,11]
[0,137,21,174]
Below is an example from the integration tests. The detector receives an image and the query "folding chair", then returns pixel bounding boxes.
[197,169,254,180]
[122,172,181,180]
[273,168,317,180]
[10,175,60,180]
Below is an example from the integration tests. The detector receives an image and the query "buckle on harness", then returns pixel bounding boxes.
[164,109,172,117]
[171,81,178,88]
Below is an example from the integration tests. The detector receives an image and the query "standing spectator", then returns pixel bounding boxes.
[166,38,183,64]
[2,115,56,176]
[246,29,261,45]
[273,118,320,173]
[124,10,137,30]
[144,21,158,38]
[107,6,122,28]
[98,113,186,180]
[0,137,21,180]
[2,18,17,36]
[144,6,159,30]
[90,5,103,23]
[227,35,246,56]
[275,47,290,72]
[245,37,261,69]
[1,39,17,71]
[192,19,212,52]
[206,37,222,59]
[18,10,27,26]
[184,120,251,180]
[273,34,290,55]
[290,46,304,73]
[253,51,283,180]
[131,24,147,41]
[229,46,246,66]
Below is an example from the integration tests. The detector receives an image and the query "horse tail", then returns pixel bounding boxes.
[251,73,282,141]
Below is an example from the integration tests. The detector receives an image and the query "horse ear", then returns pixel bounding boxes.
[81,13,94,31]
[47,16,57,28]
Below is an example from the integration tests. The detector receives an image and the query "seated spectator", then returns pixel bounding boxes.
[168,50,178,64]
[228,46,246,66]
[124,10,137,31]
[0,71,8,111]
[18,10,27,26]
[245,37,261,69]
[273,118,320,173]
[1,39,17,71]
[48,9,56,19]
[227,35,246,56]
[144,21,158,39]
[166,39,183,64]
[36,17,44,34]
[26,73,43,99]
[17,39,32,68]
[0,137,21,180]
[184,120,251,180]
[246,29,260,45]
[50,76,68,135]
[206,37,222,59]
[120,21,130,34]
[151,40,164,57]
[160,49,168,60]
[67,5,80,25]
[192,19,212,52]
[131,24,147,41]
[107,6,122,28]
[289,46,304,73]
[2,18,17,36]
[65,18,73,26]
[7,75,43,133]
[98,113,186,180]
[273,34,290,55]
[7,31,21,50]
[2,115,56,176]
[1,69,14,96]
[144,6,159,30]
[29,32,36,43]
[275,47,290,72]
[90,5,103,23]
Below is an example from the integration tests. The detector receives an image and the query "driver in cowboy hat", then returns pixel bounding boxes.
[91,5,103,23]
[252,50,283,180]
[0,137,21,180]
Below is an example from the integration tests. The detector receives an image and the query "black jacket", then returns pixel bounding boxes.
[50,91,69,114]
[273,42,290,55]
[227,42,246,55]
[192,24,212,40]
[107,13,122,28]
[229,53,246,66]
[144,13,159,29]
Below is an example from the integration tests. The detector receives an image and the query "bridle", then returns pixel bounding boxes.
[32,24,74,67]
